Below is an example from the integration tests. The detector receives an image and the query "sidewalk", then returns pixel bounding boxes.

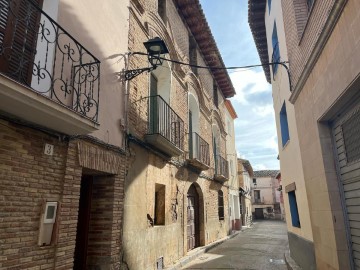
[165,226,251,270]
[179,220,289,270]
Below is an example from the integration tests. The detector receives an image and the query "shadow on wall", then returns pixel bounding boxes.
[59,1,127,146]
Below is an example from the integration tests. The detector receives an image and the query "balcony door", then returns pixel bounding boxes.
[149,74,158,134]
[0,0,44,85]
[189,110,193,158]
[187,184,200,251]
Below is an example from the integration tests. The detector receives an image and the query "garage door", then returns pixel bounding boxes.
[333,101,360,269]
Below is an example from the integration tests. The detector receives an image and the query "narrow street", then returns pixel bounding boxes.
[182,220,288,270]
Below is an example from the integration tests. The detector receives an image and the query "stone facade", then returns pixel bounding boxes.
[123,0,235,269]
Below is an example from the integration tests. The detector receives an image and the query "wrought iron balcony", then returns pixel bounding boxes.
[0,0,100,134]
[144,95,184,157]
[214,155,229,182]
[187,132,210,171]
[254,198,263,204]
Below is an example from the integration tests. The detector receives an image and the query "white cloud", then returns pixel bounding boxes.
[252,104,274,117]
[253,164,267,170]
[230,69,271,105]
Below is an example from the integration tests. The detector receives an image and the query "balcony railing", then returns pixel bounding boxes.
[0,0,100,121]
[214,155,229,181]
[145,95,184,155]
[254,198,262,204]
[187,132,210,170]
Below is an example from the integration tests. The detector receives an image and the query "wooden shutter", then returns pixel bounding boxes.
[333,100,360,268]
[0,0,43,85]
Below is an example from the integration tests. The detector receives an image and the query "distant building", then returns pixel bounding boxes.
[275,172,285,221]
[225,100,241,232]
[251,170,281,220]
[238,159,254,227]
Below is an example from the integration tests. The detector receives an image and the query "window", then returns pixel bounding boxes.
[272,22,280,75]
[254,190,261,203]
[253,178,257,185]
[293,0,314,39]
[189,36,197,75]
[268,0,272,13]
[154,184,165,225]
[218,190,224,220]
[158,0,166,22]
[213,81,218,108]
[307,0,314,12]
[280,102,290,147]
[288,191,300,227]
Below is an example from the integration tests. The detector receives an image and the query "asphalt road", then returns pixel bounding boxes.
[182,220,288,270]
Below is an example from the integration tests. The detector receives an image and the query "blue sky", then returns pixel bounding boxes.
[200,0,280,170]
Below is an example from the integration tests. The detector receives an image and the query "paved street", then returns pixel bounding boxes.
[182,220,288,270]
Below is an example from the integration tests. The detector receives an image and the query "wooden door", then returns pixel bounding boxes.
[74,175,93,270]
[187,185,199,251]
[0,0,43,85]
[255,208,264,219]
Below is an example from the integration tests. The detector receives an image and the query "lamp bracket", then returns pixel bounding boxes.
[124,66,156,81]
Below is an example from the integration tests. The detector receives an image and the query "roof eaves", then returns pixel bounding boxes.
[248,0,271,83]
[175,0,236,98]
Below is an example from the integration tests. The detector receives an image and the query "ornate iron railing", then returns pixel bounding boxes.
[148,95,184,150]
[215,155,229,179]
[189,132,210,166]
[0,0,100,121]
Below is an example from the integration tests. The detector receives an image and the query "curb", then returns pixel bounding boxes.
[166,227,251,270]
[284,251,302,270]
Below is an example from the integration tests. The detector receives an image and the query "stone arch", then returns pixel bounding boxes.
[185,182,205,251]
[212,110,226,135]
[186,73,206,110]
[188,91,200,134]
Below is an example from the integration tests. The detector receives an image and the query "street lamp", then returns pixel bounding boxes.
[125,37,169,80]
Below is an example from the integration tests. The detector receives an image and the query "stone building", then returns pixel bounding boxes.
[249,0,360,269]
[238,158,254,227]
[251,170,281,220]
[248,0,315,269]
[0,0,129,269]
[225,100,241,232]
[122,0,236,269]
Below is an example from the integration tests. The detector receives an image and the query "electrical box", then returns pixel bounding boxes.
[38,202,58,246]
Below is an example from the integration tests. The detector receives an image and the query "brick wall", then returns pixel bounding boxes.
[0,119,126,270]
[281,0,335,88]
[0,119,70,269]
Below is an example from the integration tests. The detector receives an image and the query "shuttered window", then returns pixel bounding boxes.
[288,191,300,228]
[218,190,224,220]
[280,102,290,146]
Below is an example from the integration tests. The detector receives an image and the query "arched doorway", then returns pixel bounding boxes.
[187,183,204,251]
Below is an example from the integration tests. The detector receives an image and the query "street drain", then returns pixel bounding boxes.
[269,259,285,265]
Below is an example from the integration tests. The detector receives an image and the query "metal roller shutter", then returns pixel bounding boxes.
[333,101,360,269]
